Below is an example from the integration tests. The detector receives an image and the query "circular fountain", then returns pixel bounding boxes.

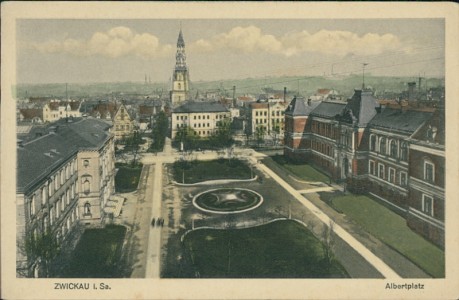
[192,188,263,214]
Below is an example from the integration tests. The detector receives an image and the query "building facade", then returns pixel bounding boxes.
[249,101,288,137]
[16,118,115,277]
[43,100,82,122]
[113,103,134,141]
[171,101,230,139]
[284,90,444,247]
[170,29,190,106]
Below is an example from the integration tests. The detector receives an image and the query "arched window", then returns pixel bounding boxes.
[84,202,91,215]
[42,187,47,205]
[390,140,398,158]
[370,135,377,151]
[83,180,90,194]
[43,214,49,233]
[29,195,36,217]
[400,142,408,161]
[379,137,386,154]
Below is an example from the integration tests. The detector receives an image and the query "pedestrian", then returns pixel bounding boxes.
[161,219,165,227]
[151,218,155,227]
[156,218,161,226]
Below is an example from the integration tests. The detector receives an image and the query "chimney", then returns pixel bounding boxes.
[307,98,311,106]
[375,104,382,113]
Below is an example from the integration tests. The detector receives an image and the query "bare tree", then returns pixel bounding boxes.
[321,220,335,266]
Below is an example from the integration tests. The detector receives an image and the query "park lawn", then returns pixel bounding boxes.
[172,159,252,184]
[115,162,142,192]
[183,220,348,278]
[62,225,127,278]
[331,194,445,277]
[271,155,330,183]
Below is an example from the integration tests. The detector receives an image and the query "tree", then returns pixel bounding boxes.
[20,230,60,277]
[124,131,142,166]
[174,126,200,151]
[321,220,335,268]
[210,118,234,149]
[255,125,266,147]
[150,111,169,153]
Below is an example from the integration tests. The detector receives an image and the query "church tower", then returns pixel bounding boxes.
[170,29,190,106]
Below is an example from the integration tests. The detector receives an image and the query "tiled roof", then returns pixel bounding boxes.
[173,101,229,113]
[285,97,320,116]
[20,108,43,120]
[369,107,433,134]
[310,101,346,119]
[17,118,112,193]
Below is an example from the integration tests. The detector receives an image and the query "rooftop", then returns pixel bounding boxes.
[17,118,112,194]
[173,101,229,114]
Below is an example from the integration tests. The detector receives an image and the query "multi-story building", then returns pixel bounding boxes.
[43,100,82,122]
[113,103,134,140]
[170,29,190,106]
[366,107,433,209]
[249,101,288,137]
[16,118,115,277]
[171,101,230,139]
[284,89,444,247]
[406,108,445,247]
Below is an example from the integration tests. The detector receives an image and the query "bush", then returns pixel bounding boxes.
[115,163,143,192]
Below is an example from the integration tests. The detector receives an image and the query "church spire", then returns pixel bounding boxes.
[175,29,187,70]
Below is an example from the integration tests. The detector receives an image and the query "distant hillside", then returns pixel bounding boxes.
[15,75,444,100]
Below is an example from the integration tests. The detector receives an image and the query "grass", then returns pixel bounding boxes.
[330,194,445,277]
[183,220,348,278]
[271,155,330,183]
[172,158,252,184]
[115,162,142,192]
[62,225,127,278]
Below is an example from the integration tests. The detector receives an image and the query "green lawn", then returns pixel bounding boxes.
[115,163,142,192]
[62,225,127,278]
[172,159,252,184]
[183,220,348,278]
[271,155,330,183]
[330,194,445,277]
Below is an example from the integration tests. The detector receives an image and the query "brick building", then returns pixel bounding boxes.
[284,89,445,247]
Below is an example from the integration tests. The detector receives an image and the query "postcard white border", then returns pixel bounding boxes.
[2,2,458,299]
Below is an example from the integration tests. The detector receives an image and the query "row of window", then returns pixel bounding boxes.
[311,121,336,139]
[311,140,333,157]
[29,181,78,222]
[39,159,77,204]
[369,160,408,187]
[115,124,130,131]
[369,135,408,161]
[254,110,285,117]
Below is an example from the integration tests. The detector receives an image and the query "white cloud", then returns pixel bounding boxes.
[29,25,411,60]
[30,26,173,59]
[189,26,409,57]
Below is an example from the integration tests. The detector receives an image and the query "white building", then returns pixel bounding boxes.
[16,118,115,277]
[171,101,231,139]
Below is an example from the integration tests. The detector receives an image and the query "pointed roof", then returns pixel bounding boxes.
[177,29,185,47]
[285,97,320,116]
[343,89,379,127]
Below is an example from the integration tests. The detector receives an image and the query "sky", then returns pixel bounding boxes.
[16,19,445,84]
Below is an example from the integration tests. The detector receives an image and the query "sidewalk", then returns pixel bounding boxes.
[258,157,429,278]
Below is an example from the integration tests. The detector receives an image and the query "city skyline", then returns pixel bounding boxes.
[17,19,444,84]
